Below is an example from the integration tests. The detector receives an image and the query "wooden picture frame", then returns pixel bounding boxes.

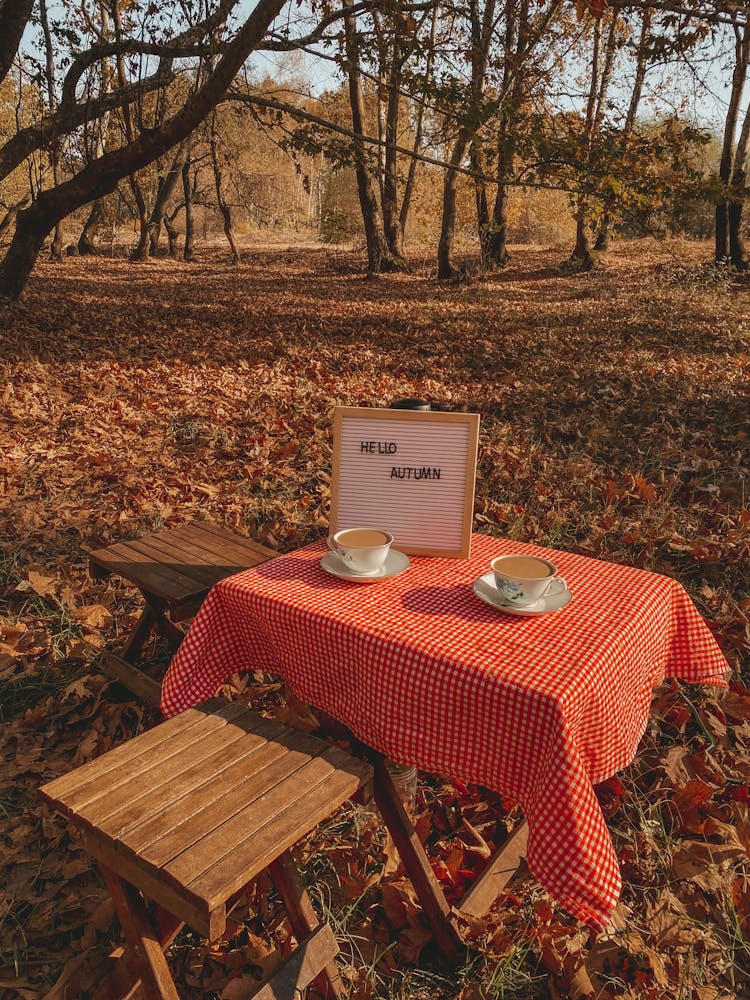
[329,406,480,559]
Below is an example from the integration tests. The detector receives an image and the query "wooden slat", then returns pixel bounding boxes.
[249,923,339,1000]
[83,828,219,939]
[187,752,368,909]
[457,820,529,919]
[148,524,272,571]
[122,721,338,859]
[100,724,292,841]
[40,699,229,804]
[58,702,249,816]
[87,541,202,602]
[161,524,270,568]
[135,529,234,566]
[178,522,276,563]
[124,537,233,591]
[84,716,288,832]
[139,743,325,873]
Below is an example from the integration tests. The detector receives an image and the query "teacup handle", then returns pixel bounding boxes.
[327,536,338,553]
[544,576,567,596]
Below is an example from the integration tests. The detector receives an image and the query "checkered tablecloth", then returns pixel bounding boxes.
[161,534,728,928]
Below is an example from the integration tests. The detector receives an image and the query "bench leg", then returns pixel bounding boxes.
[373,758,463,965]
[268,851,344,1000]
[101,865,180,1000]
[121,607,157,664]
[145,593,186,651]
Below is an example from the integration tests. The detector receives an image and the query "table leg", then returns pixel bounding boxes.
[372,758,462,964]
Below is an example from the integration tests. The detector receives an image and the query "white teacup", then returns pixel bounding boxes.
[491,554,566,608]
[328,528,393,575]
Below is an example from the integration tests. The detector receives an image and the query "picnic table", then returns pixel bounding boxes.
[161,533,729,930]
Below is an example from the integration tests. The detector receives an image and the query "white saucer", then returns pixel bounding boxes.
[320,549,411,583]
[472,573,572,616]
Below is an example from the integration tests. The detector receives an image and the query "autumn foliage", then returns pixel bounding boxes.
[1,242,749,998]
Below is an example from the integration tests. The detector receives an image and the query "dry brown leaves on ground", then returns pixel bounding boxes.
[0,242,748,998]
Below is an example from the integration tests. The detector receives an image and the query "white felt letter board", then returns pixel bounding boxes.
[329,406,480,558]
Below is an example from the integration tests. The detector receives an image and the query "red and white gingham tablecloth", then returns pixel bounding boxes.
[161,534,729,928]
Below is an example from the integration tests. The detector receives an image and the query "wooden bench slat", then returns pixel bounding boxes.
[133,526,241,566]
[137,742,326,873]
[83,717,287,832]
[163,759,332,893]
[87,541,202,602]
[191,760,366,909]
[98,718,338,842]
[167,748,368,896]
[97,720,300,844]
[40,699,229,803]
[52,702,249,815]
[165,523,274,565]
[118,739,293,862]
[121,537,236,591]
[178,522,276,564]
[134,528,268,576]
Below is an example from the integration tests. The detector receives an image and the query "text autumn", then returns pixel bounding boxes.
[389,467,442,480]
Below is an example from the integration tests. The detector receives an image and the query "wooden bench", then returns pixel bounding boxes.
[86,522,276,705]
[40,698,373,1000]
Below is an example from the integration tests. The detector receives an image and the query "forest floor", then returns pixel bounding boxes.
[0,240,749,999]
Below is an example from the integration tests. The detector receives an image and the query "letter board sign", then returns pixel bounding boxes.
[329,406,480,558]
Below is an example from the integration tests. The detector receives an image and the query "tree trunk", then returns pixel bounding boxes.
[0,0,286,298]
[573,213,594,269]
[182,152,195,262]
[437,131,471,279]
[595,10,650,252]
[381,48,406,260]
[39,0,64,260]
[717,23,749,262]
[342,0,401,274]
[594,210,611,251]
[438,0,496,280]
[729,97,750,267]
[570,18,602,270]
[209,113,241,263]
[0,0,35,89]
[487,166,511,266]
[110,0,151,262]
[164,210,180,257]
[484,0,520,268]
[78,199,106,254]
[149,138,189,254]
[399,0,438,239]
[472,139,490,264]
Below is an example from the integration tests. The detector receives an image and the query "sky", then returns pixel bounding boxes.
[21,0,745,138]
